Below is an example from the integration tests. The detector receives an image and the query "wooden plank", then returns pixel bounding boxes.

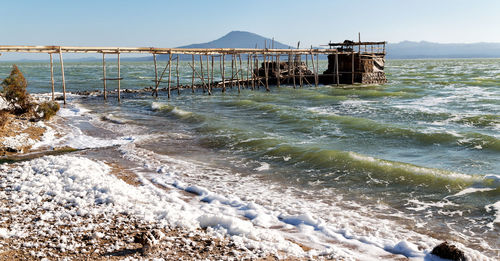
[0,45,352,56]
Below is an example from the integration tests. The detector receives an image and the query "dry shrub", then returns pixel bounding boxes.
[0,110,10,129]
[1,65,33,114]
[36,101,60,120]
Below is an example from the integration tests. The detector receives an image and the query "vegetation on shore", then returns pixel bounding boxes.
[0,65,61,155]
[1,64,60,123]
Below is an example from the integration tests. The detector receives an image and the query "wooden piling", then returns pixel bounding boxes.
[167,53,172,99]
[199,55,205,93]
[351,49,354,84]
[310,51,317,87]
[176,55,180,95]
[291,52,296,89]
[222,54,226,93]
[251,55,255,90]
[153,53,158,97]
[58,47,66,105]
[299,55,303,88]
[117,51,121,102]
[246,54,250,88]
[335,51,339,86]
[316,52,319,84]
[238,54,243,88]
[191,54,195,93]
[255,56,259,89]
[49,53,55,101]
[206,54,211,95]
[276,55,280,88]
[237,54,242,92]
[264,53,269,92]
[231,54,234,88]
[211,55,214,94]
[102,53,107,100]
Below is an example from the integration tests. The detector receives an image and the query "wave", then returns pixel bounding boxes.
[151,102,205,123]
[311,113,500,152]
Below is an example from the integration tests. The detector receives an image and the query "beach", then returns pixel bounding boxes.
[0,59,498,260]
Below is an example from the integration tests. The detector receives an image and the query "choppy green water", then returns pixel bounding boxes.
[1,59,499,255]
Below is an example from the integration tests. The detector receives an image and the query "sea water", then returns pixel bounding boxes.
[1,59,499,259]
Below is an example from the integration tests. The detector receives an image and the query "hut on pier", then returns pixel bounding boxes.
[321,40,387,84]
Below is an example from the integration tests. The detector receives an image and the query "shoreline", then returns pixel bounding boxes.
[0,93,492,260]
[0,109,312,260]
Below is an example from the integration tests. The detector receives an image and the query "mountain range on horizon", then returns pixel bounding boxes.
[4,31,500,61]
[162,31,500,59]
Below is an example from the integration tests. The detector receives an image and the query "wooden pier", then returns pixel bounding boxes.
[0,41,386,104]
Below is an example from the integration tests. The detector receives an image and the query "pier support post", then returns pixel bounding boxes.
[255,56,259,89]
[49,53,55,101]
[176,54,180,95]
[246,54,250,88]
[291,52,296,89]
[167,53,172,99]
[231,54,234,88]
[117,51,121,102]
[335,52,339,86]
[264,53,269,91]
[58,47,66,105]
[199,55,205,93]
[211,55,214,94]
[222,54,226,93]
[276,55,280,88]
[191,54,195,93]
[102,53,107,100]
[310,51,317,87]
[316,53,319,87]
[206,54,211,95]
[351,49,354,84]
[153,53,158,97]
[250,54,255,90]
[237,54,242,93]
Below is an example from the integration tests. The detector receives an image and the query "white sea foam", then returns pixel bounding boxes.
[254,162,270,171]
[450,187,496,197]
[485,201,500,225]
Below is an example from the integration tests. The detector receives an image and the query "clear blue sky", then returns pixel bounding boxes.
[1,0,499,59]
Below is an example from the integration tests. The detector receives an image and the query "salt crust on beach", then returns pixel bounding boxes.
[0,155,307,260]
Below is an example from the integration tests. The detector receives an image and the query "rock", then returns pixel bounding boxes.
[134,231,158,256]
[431,242,467,261]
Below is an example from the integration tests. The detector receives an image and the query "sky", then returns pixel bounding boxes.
[1,0,499,59]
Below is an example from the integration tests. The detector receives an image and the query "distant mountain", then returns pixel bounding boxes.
[179,31,292,49]
[386,41,500,59]
[153,31,292,61]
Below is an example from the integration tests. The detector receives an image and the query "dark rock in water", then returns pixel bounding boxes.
[431,242,467,261]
